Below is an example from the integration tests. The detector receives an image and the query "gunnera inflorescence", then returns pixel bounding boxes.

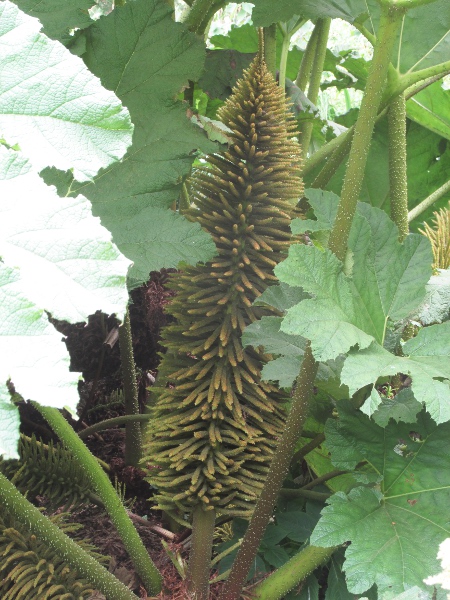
[0,510,108,600]
[143,55,303,517]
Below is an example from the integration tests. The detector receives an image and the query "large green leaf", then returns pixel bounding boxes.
[199,49,254,100]
[311,404,450,596]
[0,264,79,460]
[391,0,450,74]
[372,388,422,428]
[343,324,450,423]
[11,0,94,44]
[0,144,131,458]
[0,1,133,182]
[407,82,450,143]
[278,201,431,358]
[275,201,450,421]
[63,0,217,287]
[0,147,131,323]
[415,269,450,325]
[325,549,378,600]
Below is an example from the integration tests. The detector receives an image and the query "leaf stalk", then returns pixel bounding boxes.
[299,19,331,157]
[0,472,139,600]
[218,344,318,600]
[119,309,143,466]
[328,5,403,260]
[249,545,337,600]
[32,404,163,595]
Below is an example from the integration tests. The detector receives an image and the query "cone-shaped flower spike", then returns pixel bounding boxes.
[143,56,303,517]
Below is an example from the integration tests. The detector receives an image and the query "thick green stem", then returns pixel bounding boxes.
[263,25,277,77]
[300,469,348,489]
[311,129,353,189]
[303,125,349,177]
[181,0,217,33]
[119,309,142,467]
[328,6,403,261]
[278,32,290,92]
[198,0,226,38]
[32,404,163,595]
[408,179,450,222]
[303,64,450,181]
[295,23,319,91]
[290,433,325,466]
[219,345,318,600]
[309,69,435,189]
[299,19,331,157]
[187,507,216,599]
[0,472,139,600]
[279,488,331,501]
[388,92,409,241]
[250,545,337,600]
[78,413,152,440]
[399,60,450,93]
[180,182,191,214]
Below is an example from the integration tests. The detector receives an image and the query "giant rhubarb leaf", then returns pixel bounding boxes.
[0,1,133,181]
[11,0,94,45]
[0,147,131,323]
[0,146,131,460]
[63,0,217,287]
[343,324,450,423]
[311,403,450,597]
[0,264,79,460]
[275,200,450,422]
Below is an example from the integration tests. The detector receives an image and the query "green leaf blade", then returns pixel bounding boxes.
[313,406,450,595]
[0,1,133,182]
[69,0,218,285]
[11,0,94,45]
[0,264,80,422]
[0,147,131,323]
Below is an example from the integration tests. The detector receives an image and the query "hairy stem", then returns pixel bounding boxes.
[300,469,348,489]
[399,60,450,95]
[78,413,152,440]
[299,19,331,157]
[290,433,325,466]
[263,25,277,77]
[180,182,191,213]
[181,0,217,33]
[408,179,450,222]
[388,92,409,241]
[311,130,353,189]
[303,65,450,181]
[119,309,142,466]
[278,31,290,92]
[32,404,163,595]
[199,0,227,38]
[219,345,318,600]
[187,507,216,599]
[279,488,331,501]
[0,472,139,600]
[328,5,403,261]
[250,545,337,600]
[295,23,319,91]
